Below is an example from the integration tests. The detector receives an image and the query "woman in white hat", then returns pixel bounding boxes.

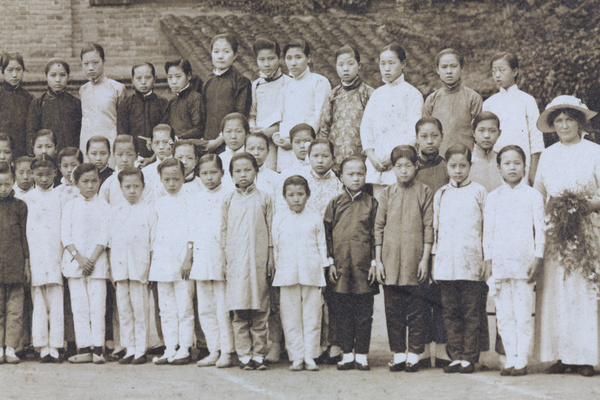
[534,95,599,377]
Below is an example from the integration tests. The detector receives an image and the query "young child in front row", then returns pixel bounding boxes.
[484,145,544,376]
[432,145,487,374]
[13,156,34,199]
[470,111,503,193]
[374,145,433,373]
[190,154,235,368]
[414,117,450,368]
[222,153,273,370]
[149,158,194,365]
[100,135,152,206]
[24,156,64,363]
[61,163,110,364]
[109,167,156,365]
[0,162,30,364]
[273,175,328,372]
[86,135,113,187]
[324,156,379,371]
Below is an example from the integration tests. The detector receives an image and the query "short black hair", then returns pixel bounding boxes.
[283,175,310,197]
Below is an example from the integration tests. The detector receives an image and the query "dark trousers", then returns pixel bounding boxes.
[63,277,75,342]
[383,285,427,354]
[328,292,374,354]
[423,282,447,343]
[19,283,33,350]
[105,281,115,343]
[151,282,163,342]
[439,280,487,364]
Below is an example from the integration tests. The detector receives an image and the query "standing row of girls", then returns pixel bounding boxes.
[0,33,554,374]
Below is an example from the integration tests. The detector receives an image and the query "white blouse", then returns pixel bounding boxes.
[23,187,63,286]
[189,184,229,281]
[109,201,156,283]
[149,191,192,282]
[483,180,545,280]
[482,84,544,164]
[360,75,423,185]
[272,207,328,287]
[60,194,110,279]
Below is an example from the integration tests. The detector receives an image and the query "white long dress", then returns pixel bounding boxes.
[534,139,600,366]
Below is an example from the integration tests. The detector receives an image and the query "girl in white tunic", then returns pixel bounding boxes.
[222,153,274,370]
[273,175,329,372]
[534,96,600,376]
[190,155,234,368]
[23,156,64,363]
[149,158,194,365]
[61,163,110,364]
[274,40,331,172]
[109,168,156,365]
[360,43,423,199]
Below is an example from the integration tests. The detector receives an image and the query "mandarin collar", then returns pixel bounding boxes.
[292,66,310,81]
[259,68,283,83]
[341,76,362,91]
[213,67,232,77]
[344,187,363,201]
[0,190,15,200]
[2,81,20,92]
[501,178,527,191]
[386,74,405,87]
[176,84,191,98]
[236,182,257,195]
[310,169,334,181]
[499,84,518,95]
[90,74,106,85]
[450,178,471,188]
[473,144,495,160]
[418,151,443,167]
[442,80,462,94]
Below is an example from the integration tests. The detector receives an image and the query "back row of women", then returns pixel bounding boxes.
[0,34,599,378]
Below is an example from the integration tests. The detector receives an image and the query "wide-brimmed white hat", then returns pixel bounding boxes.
[537,95,598,133]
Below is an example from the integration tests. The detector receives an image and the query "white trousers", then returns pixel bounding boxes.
[117,280,149,356]
[495,279,534,369]
[32,284,64,349]
[196,280,234,354]
[158,281,194,352]
[68,278,106,348]
[280,284,323,362]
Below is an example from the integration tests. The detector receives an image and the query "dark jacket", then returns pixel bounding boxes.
[0,191,28,284]
[203,67,251,152]
[27,88,82,154]
[117,90,168,158]
[161,86,205,141]
[0,82,34,157]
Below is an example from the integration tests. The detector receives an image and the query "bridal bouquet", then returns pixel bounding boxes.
[545,190,600,291]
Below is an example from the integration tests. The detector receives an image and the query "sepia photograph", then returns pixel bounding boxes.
[0,0,599,398]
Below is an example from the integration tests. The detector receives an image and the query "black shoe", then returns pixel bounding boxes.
[196,347,210,362]
[327,354,342,365]
[255,360,268,370]
[405,362,419,373]
[314,350,330,365]
[500,367,514,376]
[64,342,77,360]
[389,361,406,372]
[579,365,595,377]
[355,361,370,371]
[40,354,53,363]
[119,355,134,365]
[337,361,355,371]
[417,358,431,369]
[443,363,461,373]
[435,358,451,368]
[132,355,147,365]
[511,366,528,376]
[240,359,256,370]
[169,355,191,365]
[107,349,126,362]
[546,361,568,374]
[147,345,166,356]
[459,363,474,374]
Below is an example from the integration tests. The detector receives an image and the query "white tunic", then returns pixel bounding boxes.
[99,168,154,206]
[149,191,192,282]
[483,180,545,280]
[189,184,229,281]
[23,187,63,286]
[360,75,423,185]
[432,180,487,281]
[60,194,110,279]
[272,207,328,287]
[278,67,331,171]
[79,75,125,155]
[109,201,156,283]
[13,183,32,200]
[305,169,342,220]
[482,85,544,165]
[256,164,280,199]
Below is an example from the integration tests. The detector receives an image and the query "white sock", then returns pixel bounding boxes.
[0,347,4,357]
[407,352,419,365]
[50,348,59,358]
[252,355,264,363]
[5,347,16,357]
[355,354,367,365]
[41,346,51,358]
[239,356,251,364]
[449,360,461,367]
[304,358,316,366]
[461,360,471,368]
[125,347,135,358]
[393,352,407,364]
[341,353,355,363]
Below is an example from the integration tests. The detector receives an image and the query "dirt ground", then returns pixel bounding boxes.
[2,296,600,400]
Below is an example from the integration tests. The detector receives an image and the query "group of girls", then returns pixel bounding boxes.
[0,31,580,377]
